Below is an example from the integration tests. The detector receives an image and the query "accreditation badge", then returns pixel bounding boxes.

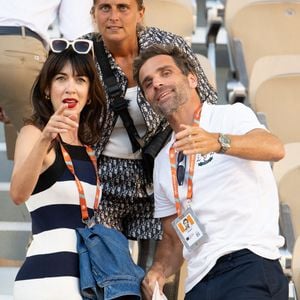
[172,206,207,251]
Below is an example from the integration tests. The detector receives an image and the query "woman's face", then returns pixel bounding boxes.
[92,0,144,44]
[46,61,90,115]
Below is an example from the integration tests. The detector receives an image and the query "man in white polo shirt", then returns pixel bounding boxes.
[0,0,93,159]
[133,44,288,300]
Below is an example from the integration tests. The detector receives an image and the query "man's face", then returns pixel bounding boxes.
[139,55,196,117]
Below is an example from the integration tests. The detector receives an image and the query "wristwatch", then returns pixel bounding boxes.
[218,133,231,153]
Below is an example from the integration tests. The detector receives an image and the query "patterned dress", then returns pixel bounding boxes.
[14,144,97,300]
[83,27,218,240]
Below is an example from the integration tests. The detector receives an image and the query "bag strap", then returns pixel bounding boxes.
[93,39,142,152]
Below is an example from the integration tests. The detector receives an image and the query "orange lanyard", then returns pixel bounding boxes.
[60,143,101,224]
[169,106,201,216]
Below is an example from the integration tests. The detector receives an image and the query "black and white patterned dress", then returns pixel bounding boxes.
[83,27,218,240]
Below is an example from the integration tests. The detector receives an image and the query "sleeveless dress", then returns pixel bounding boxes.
[13,144,97,300]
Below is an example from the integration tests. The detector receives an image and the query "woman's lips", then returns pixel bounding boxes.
[63,99,77,108]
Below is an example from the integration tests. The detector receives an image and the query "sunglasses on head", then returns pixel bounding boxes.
[176,151,186,186]
[50,38,94,56]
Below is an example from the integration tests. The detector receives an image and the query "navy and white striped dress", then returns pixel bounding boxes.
[14,144,97,300]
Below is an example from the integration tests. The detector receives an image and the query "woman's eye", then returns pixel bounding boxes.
[99,5,110,12]
[55,76,65,81]
[118,5,128,12]
[77,77,88,83]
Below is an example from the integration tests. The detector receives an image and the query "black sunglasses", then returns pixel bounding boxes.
[176,151,186,186]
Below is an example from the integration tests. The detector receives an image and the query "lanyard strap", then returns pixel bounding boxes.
[60,143,101,223]
[169,106,202,216]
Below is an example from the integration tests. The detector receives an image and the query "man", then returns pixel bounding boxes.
[133,44,288,300]
[0,0,93,159]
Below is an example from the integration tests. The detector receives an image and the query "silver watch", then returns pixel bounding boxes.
[218,133,231,153]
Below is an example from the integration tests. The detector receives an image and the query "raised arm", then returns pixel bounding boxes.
[174,126,285,162]
[10,104,78,205]
[142,213,184,300]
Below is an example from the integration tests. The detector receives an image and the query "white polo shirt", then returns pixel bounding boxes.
[153,102,284,292]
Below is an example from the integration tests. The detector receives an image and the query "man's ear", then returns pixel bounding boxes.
[188,73,198,89]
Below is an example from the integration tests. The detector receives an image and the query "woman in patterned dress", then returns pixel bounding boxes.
[10,44,106,299]
[84,0,218,270]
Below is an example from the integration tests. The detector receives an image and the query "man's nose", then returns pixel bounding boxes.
[153,77,163,88]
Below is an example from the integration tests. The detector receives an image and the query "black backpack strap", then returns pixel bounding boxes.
[93,40,142,152]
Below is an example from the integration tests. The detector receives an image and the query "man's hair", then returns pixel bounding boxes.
[133,44,196,88]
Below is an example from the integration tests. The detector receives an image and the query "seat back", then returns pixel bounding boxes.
[225,0,300,78]
[249,55,300,143]
[143,0,194,45]
[273,143,300,239]
[195,53,217,90]
[292,237,300,297]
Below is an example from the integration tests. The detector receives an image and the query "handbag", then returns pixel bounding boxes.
[60,142,144,299]
[93,40,172,182]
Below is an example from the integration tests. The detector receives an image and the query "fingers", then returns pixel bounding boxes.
[41,104,79,141]
[142,270,166,300]
[173,124,217,155]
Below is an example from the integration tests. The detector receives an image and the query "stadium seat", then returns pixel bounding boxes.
[195,53,217,90]
[225,0,300,77]
[292,236,300,298]
[273,143,300,251]
[143,0,195,45]
[248,55,300,144]
[224,0,300,103]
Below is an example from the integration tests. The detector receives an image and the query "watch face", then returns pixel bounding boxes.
[221,134,230,146]
[219,134,231,152]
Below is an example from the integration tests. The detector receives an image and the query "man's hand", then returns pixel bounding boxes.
[173,124,220,155]
[142,267,166,300]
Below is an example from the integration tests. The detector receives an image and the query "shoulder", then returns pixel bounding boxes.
[81,32,102,41]
[19,124,42,138]
[139,27,186,47]
[203,102,254,115]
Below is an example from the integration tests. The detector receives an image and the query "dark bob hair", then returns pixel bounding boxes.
[28,47,106,147]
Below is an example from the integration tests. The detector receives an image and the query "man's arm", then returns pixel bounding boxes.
[142,214,184,300]
[174,126,285,162]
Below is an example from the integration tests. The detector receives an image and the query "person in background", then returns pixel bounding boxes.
[133,44,288,300]
[10,41,106,299]
[0,0,94,159]
[83,0,217,276]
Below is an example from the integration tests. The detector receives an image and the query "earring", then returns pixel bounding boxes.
[45,94,50,100]
[87,99,92,105]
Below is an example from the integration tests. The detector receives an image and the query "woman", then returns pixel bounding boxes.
[10,41,106,299]
[84,0,217,265]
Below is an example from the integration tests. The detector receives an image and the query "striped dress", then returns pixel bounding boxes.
[14,144,97,300]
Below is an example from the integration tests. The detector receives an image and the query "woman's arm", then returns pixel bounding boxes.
[10,104,78,204]
[10,125,53,205]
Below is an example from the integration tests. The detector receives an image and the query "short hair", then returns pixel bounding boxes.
[92,0,144,12]
[133,44,197,88]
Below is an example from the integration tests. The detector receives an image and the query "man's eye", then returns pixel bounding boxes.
[144,81,152,89]
[162,70,171,77]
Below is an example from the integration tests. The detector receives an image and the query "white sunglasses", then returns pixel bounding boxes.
[50,38,94,55]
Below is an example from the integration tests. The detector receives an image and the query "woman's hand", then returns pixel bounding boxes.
[41,104,78,141]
